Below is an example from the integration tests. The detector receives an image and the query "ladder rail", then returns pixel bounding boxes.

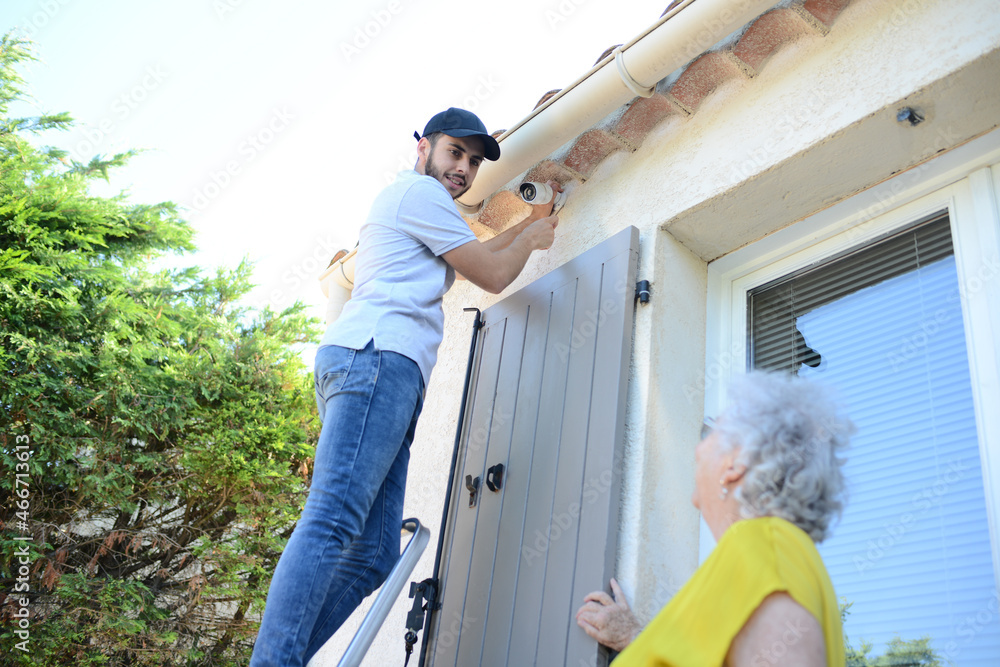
[337,518,431,667]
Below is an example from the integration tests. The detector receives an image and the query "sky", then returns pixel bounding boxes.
[2,0,671,319]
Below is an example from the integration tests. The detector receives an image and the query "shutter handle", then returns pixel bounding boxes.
[465,475,481,508]
[485,463,504,492]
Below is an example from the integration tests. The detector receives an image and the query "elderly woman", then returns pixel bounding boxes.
[576,372,853,666]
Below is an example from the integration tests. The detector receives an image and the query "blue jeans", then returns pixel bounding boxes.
[250,340,424,667]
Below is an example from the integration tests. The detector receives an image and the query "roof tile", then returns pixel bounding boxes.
[563,129,629,178]
[615,93,686,146]
[802,0,852,27]
[734,7,819,72]
[475,190,525,232]
[670,51,750,110]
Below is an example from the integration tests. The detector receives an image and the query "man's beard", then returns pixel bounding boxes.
[424,152,468,200]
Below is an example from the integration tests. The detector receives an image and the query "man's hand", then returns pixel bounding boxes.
[525,180,564,220]
[575,578,643,652]
[478,180,564,255]
[443,200,559,294]
[520,215,558,251]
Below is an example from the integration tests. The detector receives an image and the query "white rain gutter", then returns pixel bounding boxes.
[455,0,779,214]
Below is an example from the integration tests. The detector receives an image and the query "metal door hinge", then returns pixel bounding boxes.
[404,577,439,664]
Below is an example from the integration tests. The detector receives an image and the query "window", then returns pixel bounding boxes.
[748,211,999,663]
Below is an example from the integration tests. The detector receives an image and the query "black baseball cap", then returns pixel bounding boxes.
[413,107,501,161]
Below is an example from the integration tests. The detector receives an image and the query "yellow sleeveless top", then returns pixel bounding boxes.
[613,517,844,666]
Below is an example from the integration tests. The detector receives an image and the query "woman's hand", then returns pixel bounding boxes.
[575,578,644,652]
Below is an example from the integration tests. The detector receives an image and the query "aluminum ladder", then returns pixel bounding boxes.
[336,518,430,667]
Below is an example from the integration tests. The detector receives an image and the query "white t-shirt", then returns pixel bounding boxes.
[319,169,478,388]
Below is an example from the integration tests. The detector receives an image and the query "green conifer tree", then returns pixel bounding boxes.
[1,35,320,665]
[842,600,944,667]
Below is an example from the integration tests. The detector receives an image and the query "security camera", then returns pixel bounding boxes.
[519,182,566,214]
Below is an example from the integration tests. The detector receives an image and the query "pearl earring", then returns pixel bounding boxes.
[719,478,728,499]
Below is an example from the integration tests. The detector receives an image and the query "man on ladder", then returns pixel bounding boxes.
[250,108,561,667]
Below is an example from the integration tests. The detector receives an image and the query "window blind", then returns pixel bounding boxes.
[748,212,1000,665]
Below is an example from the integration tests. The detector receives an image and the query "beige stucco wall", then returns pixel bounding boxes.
[313,0,1000,663]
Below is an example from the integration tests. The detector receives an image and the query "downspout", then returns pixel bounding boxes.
[318,248,357,326]
[455,0,780,214]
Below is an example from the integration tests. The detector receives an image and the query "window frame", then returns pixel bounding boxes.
[702,129,1000,586]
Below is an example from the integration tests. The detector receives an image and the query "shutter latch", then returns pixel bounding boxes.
[465,474,481,507]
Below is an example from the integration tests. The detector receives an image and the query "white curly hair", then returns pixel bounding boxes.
[715,372,854,543]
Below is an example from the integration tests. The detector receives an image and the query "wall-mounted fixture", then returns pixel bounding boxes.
[635,279,651,304]
[897,107,925,126]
